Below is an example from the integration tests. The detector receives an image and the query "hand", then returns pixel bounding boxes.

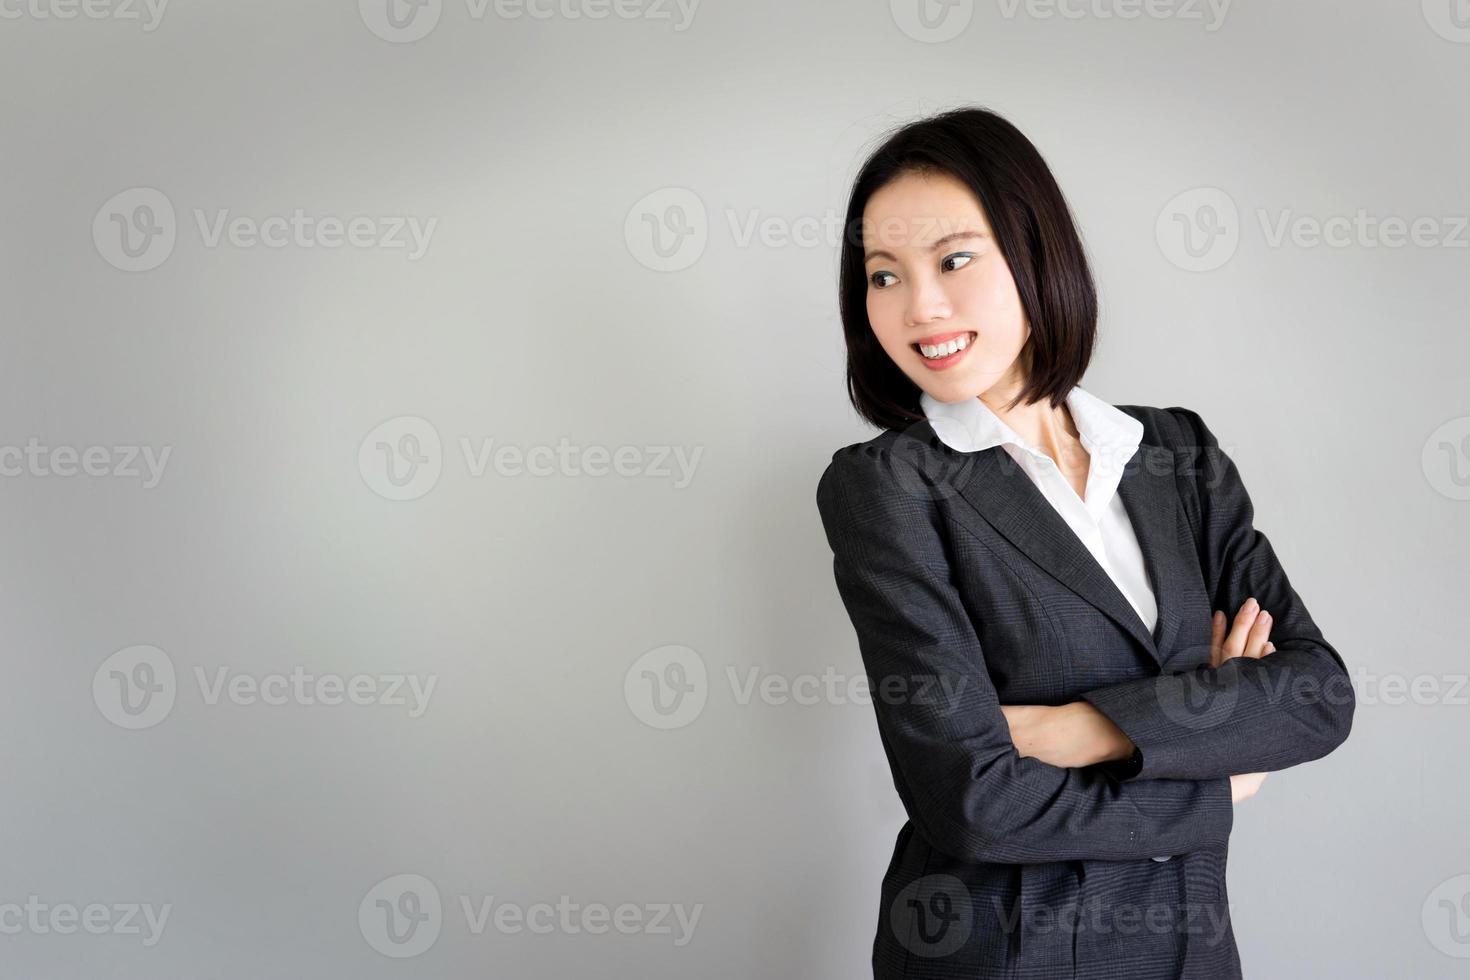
[1210,596,1277,668]
[999,702,1132,769]
[1230,771,1268,803]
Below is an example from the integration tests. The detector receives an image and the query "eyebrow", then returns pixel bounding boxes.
[864,230,988,265]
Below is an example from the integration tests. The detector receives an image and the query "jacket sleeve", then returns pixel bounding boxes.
[816,442,1233,865]
[1079,407,1356,782]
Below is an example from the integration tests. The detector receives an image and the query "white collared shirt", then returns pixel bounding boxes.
[919,385,1159,634]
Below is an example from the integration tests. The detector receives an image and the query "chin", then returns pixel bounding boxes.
[911,369,986,402]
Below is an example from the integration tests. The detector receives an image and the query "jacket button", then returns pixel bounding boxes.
[1151,855,1171,862]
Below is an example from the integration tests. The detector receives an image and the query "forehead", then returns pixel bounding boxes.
[860,171,990,251]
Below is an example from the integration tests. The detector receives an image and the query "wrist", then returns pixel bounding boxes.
[1071,701,1135,766]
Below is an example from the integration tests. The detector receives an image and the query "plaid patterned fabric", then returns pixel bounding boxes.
[815,403,1355,979]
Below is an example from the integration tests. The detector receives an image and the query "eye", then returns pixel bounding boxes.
[941,251,976,273]
[869,270,897,290]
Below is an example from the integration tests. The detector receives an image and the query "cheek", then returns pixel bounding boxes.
[865,294,906,353]
[956,263,1022,315]
[955,267,1027,341]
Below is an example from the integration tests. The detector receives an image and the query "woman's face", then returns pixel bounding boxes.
[862,170,1029,405]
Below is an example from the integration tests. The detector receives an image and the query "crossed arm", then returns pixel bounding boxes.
[1006,619,1283,805]
[1002,600,1279,776]
[815,407,1354,865]
[1005,408,1355,786]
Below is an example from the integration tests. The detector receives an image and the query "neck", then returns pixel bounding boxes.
[980,382,1085,472]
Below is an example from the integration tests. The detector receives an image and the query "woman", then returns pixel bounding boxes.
[815,107,1355,979]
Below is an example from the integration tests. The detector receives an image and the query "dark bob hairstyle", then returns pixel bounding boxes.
[837,106,1098,432]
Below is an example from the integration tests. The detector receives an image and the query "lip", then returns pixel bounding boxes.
[912,330,976,371]
[913,330,972,347]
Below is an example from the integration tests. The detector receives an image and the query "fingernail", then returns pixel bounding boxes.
[1260,611,1270,621]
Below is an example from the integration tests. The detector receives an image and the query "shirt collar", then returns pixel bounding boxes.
[918,384,1143,469]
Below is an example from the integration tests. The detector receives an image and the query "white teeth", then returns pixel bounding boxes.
[918,333,972,359]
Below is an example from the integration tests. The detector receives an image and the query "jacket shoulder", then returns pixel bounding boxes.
[814,423,960,519]
[815,427,959,554]
[815,430,903,508]
[815,420,962,483]
[822,429,906,468]
[1114,403,1212,449]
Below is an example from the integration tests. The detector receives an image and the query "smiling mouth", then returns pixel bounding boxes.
[912,331,976,360]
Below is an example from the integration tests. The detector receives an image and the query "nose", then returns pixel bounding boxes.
[904,274,952,327]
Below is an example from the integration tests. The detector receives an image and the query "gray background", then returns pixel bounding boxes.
[2,0,1466,976]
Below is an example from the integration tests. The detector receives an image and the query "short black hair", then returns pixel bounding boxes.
[837,105,1097,432]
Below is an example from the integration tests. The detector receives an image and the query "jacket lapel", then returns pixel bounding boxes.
[1115,442,1184,663]
[938,437,1182,670]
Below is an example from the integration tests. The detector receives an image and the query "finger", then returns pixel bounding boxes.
[1244,609,1272,658]
[1263,641,1276,656]
[1223,598,1260,660]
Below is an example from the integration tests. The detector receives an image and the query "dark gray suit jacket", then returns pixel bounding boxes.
[815,403,1354,979]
